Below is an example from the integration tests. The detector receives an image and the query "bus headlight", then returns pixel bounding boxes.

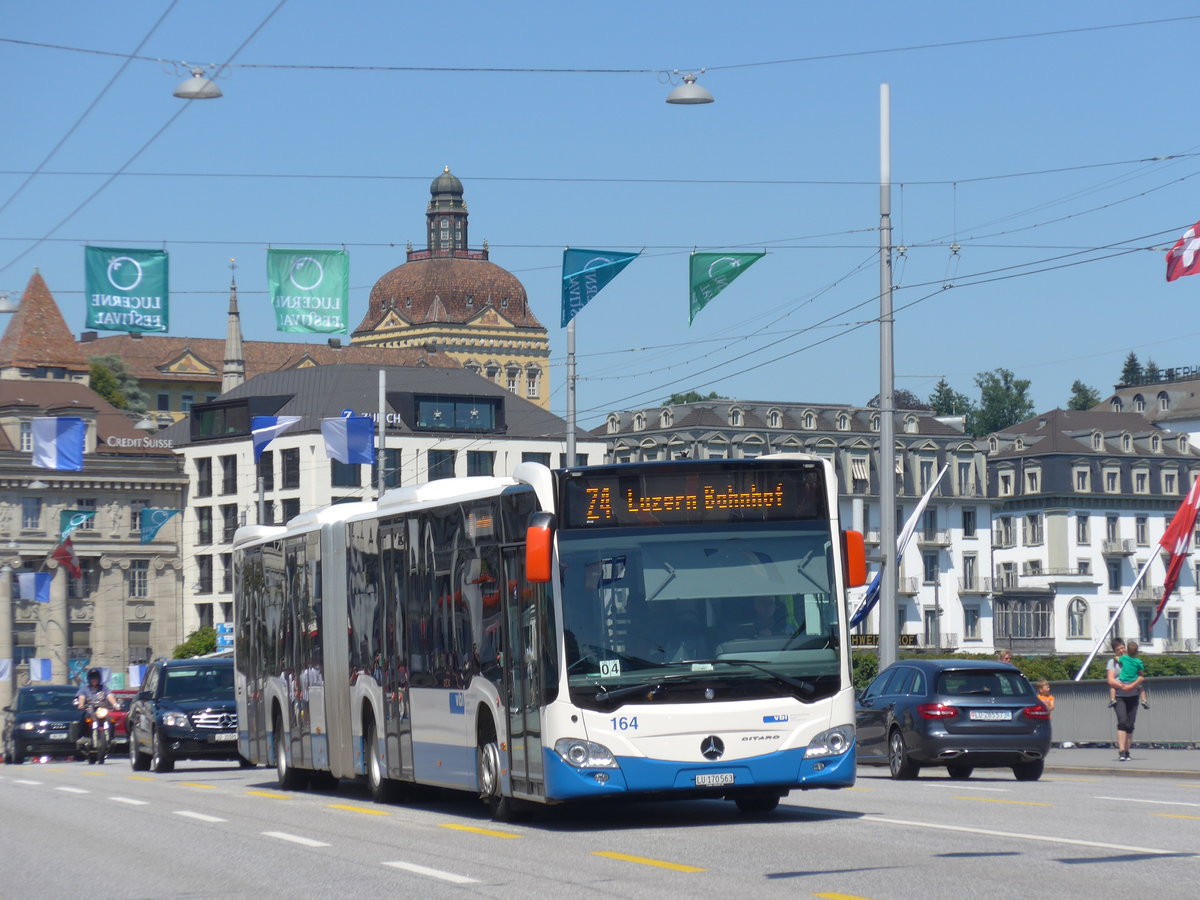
[804,725,854,759]
[554,738,618,769]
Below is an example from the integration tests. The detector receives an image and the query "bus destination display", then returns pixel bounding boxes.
[560,466,827,528]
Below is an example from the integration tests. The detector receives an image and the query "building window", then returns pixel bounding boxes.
[837,413,849,431]
[1105,469,1119,493]
[963,607,980,641]
[660,409,673,429]
[1107,560,1122,592]
[195,457,212,497]
[525,371,539,399]
[1022,513,1043,545]
[196,507,212,545]
[1076,514,1090,544]
[13,622,36,665]
[1078,559,1091,576]
[869,414,880,432]
[196,556,213,594]
[1025,469,1040,493]
[1106,515,1119,542]
[428,449,456,481]
[995,516,1014,548]
[181,394,194,412]
[467,451,494,476]
[221,553,232,594]
[68,623,91,663]
[1166,610,1180,645]
[1134,471,1148,494]
[19,421,32,452]
[962,507,976,538]
[1164,471,1178,494]
[281,448,300,489]
[922,553,938,584]
[128,623,152,666]
[1111,398,1123,412]
[1135,516,1149,546]
[157,393,170,411]
[1133,395,1145,413]
[768,410,782,428]
[558,453,589,468]
[1074,467,1090,492]
[993,598,1052,640]
[1151,434,1161,453]
[220,455,237,495]
[1122,434,1133,453]
[257,451,275,492]
[282,498,300,522]
[958,461,973,496]
[330,459,361,488]
[373,448,402,490]
[1135,606,1152,643]
[506,369,518,392]
[1068,598,1089,639]
[919,460,934,493]
[196,603,214,630]
[1093,433,1103,451]
[220,504,238,542]
[21,497,41,530]
[850,456,869,494]
[999,472,1013,496]
[1159,391,1170,412]
[730,408,743,427]
[128,559,149,598]
[803,411,816,429]
[521,452,551,466]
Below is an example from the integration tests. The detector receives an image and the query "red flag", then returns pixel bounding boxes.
[50,538,81,579]
[1166,220,1200,282]
[1154,477,1200,625]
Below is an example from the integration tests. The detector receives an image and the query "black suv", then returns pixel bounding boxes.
[127,658,243,772]
[3,685,80,764]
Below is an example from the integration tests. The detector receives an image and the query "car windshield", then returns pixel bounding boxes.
[17,690,77,713]
[937,670,1033,698]
[161,667,234,701]
[558,522,842,709]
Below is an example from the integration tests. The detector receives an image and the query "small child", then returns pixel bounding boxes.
[1109,640,1150,709]
[1036,680,1055,714]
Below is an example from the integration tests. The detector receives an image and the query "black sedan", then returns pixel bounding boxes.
[856,659,1051,781]
[3,685,81,764]
[127,658,242,773]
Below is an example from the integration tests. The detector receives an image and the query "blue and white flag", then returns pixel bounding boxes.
[28,658,52,682]
[251,415,302,462]
[561,248,640,328]
[18,572,52,604]
[850,464,949,628]
[0,659,11,682]
[140,508,181,544]
[128,664,147,688]
[32,416,85,471]
[321,416,375,465]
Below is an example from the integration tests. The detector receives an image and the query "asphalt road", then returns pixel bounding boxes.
[2,758,1197,899]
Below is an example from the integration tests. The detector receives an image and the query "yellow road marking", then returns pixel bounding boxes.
[246,790,290,799]
[955,796,1050,807]
[1178,783,1200,789]
[82,771,108,777]
[439,824,521,839]
[43,767,66,772]
[845,786,871,791]
[328,803,389,816]
[178,782,217,789]
[1155,813,1200,820]
[813,894,877,900]
[126,775,154,781]
[592,851,705,873]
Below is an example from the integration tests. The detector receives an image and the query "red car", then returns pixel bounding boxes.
[109,690,138,750]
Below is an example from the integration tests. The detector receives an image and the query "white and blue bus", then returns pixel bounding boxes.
[233,456,866,817]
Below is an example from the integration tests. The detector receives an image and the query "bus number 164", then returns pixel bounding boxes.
[611,716,639,731]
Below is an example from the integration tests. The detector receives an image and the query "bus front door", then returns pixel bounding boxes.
[501,547,545,799]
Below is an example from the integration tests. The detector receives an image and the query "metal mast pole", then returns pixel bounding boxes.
[878,84,899,668]
[377,369,386,499]
[566,318,577,465]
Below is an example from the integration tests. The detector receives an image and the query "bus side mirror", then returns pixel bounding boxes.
[525,511,556,583]
[842,530,867,588]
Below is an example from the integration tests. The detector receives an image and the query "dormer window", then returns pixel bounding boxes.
[1133,394,1145,413]
[767,409,782,429]
[1014,437,1024,451]
[466,295,474,306]
[869,414,880,433]
[1092,433,1103,451]
[1111,398,1123,412]
[500,298,509,309]
[1151,434,1162,453]
[904,415,918,434]
[405,297,412,308]
[730,408,744,427]
[803,411,816,430]
[1180,436,1191,453]
[633,413,646,432]
[1159,391,1170,412]
[1122,433,1132,453]
[837,413,850,431]
[606,414,621,434]
[659,408,673,429]
[988,437,999,453]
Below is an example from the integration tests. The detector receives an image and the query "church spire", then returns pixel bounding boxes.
[222,259,245,392]
[427,165,468,254]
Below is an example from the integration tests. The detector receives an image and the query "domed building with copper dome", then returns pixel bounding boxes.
[350,168,551,409]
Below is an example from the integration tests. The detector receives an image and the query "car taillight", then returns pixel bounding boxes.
[1023,704,1051,719]
[917,703,959,719]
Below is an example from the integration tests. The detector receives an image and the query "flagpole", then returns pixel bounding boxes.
[566,318,576,466]
[377,369,386,499]
[878,83,899,669]
[1073,555,1155,681]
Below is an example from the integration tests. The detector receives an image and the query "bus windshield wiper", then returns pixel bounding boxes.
[592,672,695,705]
[683,658,817,697]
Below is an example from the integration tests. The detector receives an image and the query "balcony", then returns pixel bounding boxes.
[896,577,919,595]
[864,529,881,545]
[916,530,952,547]
[1131,584,1164,602]
[992,574,1054,595]
[958,577,992,595]
[912,632,959,651]
[1102,538,1135,556]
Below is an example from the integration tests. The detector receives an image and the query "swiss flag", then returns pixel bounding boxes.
[1166,220,1200,282]
[1154,477,1200,625]
[50,538,81,579]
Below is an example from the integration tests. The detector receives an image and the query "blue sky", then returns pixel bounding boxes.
[3,1,1200,427]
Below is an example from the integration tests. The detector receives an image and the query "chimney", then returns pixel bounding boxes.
[327,338,342,349]
[80,331,97,343]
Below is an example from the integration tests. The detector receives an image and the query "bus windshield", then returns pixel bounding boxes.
[558,521,842,710]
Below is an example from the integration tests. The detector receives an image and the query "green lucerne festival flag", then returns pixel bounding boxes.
[140,508,181,544]
[268,249,349,334]
[561,248,640,328]
[688,251,766,324]
[84,246,169,333]
[60,509,96,542]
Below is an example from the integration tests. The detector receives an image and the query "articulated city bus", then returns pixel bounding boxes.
[233,456,866,817]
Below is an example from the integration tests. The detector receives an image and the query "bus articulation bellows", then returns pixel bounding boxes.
[233,456,866,818]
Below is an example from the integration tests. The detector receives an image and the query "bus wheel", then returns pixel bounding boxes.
[734,791,781,814]
[274,713,307,790]
[477,734,517,821]
[365,720,398,803]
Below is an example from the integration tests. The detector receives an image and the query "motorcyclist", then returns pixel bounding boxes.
[75,668,117,712]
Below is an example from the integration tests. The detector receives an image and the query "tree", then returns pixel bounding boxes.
[866,388,931,411]
[1120,352,1142,386]
[664,390,726,405]
[1067,380,1100,411]
[1144,358,1162,383]
[172,627,217,659]
[88,354,148,413]
[927,378,974,417]
[969,368,1035,437]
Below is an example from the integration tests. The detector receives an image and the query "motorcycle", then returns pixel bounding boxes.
[76,701,113,765]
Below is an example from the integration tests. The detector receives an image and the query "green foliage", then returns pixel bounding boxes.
[88,353,148,413]
[852,652,879,691]
[1120,351,1142,385]
[969,368,1035,437]
[1144,359,1162,383]
[665,390,726,405]
[866,388,931,411]
[172,627,217,659]
[927,378,974,418]
[88,361,127,409]
[1067,380,1100,411]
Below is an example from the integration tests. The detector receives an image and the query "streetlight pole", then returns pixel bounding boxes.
[878,84,898,668]
[565,318,577,466]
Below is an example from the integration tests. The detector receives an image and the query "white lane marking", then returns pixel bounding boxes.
[923,783,1010,792]
[1094,795,1200,809]
[383,861,479,884]
[262,831,329,848]
[174,811,227,823]
[55,786,89,794]
[110,797,150,806]
[13,779,42,786]
[864,815,1187,856]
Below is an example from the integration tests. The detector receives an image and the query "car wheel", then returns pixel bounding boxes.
[151,729,174,774]
[7,739,24,765]
[888,728,919,780]
[1013,760,1044,782]
[947,765,973,780]
[274,713,306,790]
[734,791,782,814]
[130,731,151,771]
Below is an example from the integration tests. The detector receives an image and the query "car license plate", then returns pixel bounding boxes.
[695,772,735,787]
[213,732,237,741]
[49,732,69,740]
[969,710,1012,721]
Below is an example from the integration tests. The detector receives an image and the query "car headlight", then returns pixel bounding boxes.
[20,722,36,731]
[162,712,191,728]
[804,725,854,759]
[553,738,618,769]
